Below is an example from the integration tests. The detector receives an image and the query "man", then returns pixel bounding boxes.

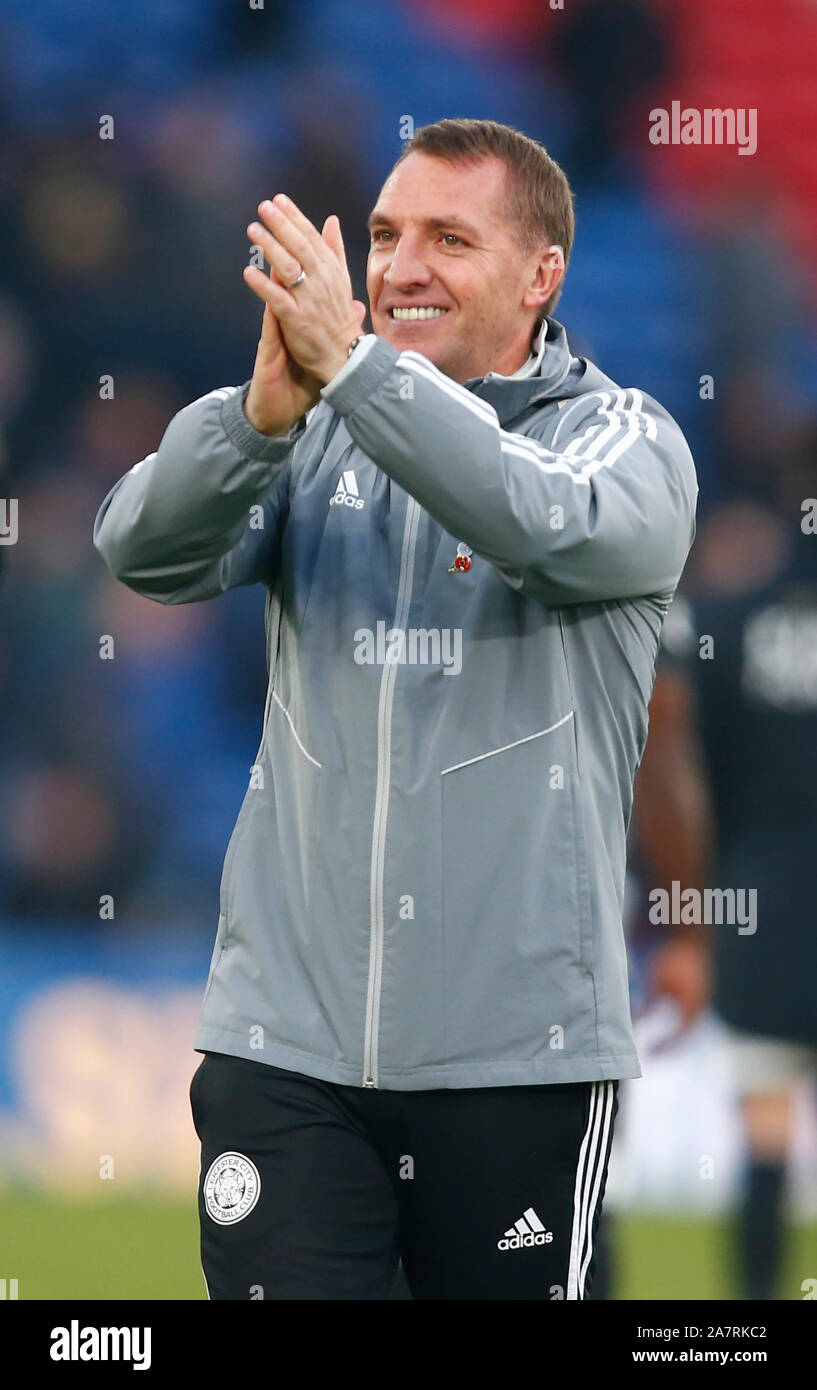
[589,601,714,1300]
[94,118,697,1300]
[671,477,817,1300]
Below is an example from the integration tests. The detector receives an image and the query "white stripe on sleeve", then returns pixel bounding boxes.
[395,352,658,487]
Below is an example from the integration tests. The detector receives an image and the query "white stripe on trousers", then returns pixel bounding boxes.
[566,1080,615,1300]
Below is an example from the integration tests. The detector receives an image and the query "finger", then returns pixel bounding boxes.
[321,214,346,265]
[270,194,328,260]
[259,303,283,352]
[257,196,324,273]
[322,215,356,297]
[247,223,303,290]
[243,264,298,319]
[352,298,368,330]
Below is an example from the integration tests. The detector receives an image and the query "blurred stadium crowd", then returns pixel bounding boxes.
[1,0,817,1295]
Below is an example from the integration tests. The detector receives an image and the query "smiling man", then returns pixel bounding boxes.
[94,118,697,1301]
[364,150,567,381]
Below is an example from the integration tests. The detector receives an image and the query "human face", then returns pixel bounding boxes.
[366,152,556,384]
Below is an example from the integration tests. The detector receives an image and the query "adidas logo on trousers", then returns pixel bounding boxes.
[497,1207,553,1251]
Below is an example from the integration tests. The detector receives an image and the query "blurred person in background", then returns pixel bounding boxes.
[631,622,715,1041]
[647,426,817,1300]
[588,626,715,1300]
[93,118,697,1299]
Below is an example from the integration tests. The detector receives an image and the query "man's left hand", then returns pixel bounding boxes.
[244,195,366,386]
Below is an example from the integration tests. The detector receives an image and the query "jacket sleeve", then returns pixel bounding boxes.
[93,383,309,604]
[322,337,698,605]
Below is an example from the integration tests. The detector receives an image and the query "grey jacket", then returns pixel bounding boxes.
[93,317,697,1089]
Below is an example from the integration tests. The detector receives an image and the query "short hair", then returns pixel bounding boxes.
[393,118,575,316]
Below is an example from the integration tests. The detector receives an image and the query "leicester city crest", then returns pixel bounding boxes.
[203,1152,261,1224]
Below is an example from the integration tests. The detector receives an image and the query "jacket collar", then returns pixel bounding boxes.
[503,318,549,379]
[464,316,584,425]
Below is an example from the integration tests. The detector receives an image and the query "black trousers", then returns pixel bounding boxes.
[191,1051,618,1301]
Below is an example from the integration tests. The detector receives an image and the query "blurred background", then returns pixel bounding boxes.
[1,0,817,1299]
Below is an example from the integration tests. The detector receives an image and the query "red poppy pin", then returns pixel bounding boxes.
[448,541,473,573]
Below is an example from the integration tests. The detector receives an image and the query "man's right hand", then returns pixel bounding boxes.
[244,300,324,437]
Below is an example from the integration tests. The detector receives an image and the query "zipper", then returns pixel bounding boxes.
[362,494,422,1087]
